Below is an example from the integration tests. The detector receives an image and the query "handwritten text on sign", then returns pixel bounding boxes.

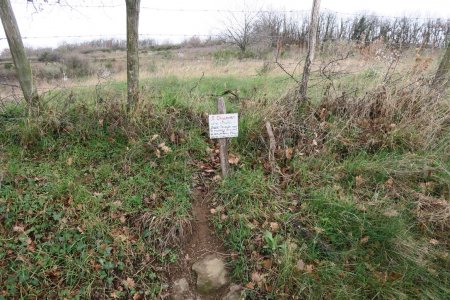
[209,113,239,139]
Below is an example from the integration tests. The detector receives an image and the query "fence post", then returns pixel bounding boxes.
[217,97,230,178]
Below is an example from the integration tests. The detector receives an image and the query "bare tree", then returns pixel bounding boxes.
[0,0,39,114]
[298,0,321,103]
[223,10,258,53]
[125,0,140,114]
[252,11,283,49]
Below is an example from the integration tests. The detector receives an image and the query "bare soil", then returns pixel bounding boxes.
[166,181,229,299]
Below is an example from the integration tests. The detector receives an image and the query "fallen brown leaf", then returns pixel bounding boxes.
[158,142,171,153]
[13,225,25,233]
[269,222,279,232]
[355,175,363,187]
[263,259,272,269]
[295,259,305,271]
[133,293,142,300]
[285,148,293,160]
[360,236,369,244]
[429,239,439,245]
[228,154,240,165]
[123,277,136,289]
[245,282,255,289]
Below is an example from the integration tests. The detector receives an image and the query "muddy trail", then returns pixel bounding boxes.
[165,145,241,300]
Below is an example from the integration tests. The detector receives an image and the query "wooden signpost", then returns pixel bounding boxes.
[209,97,238,178]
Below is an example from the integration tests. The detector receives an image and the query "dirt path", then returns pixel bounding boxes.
[186,189,227,263]
[166,169,230,299]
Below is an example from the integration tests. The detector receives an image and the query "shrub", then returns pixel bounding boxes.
[0,63,17,81]
[38,51,62,63]
[63,55,92,78]
[147,60,157,73]
[157,50,174,59]
[256,61,275,76]
[182,36,203,48]
[3,62,13,70]
[35,64,63,81]
[212,49,239,62]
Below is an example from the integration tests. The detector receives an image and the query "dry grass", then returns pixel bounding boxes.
[135,211,193,250]
[416,192,450,231]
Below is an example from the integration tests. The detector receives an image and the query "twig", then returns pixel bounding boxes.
[274,40,300,83]
[0,82,20,88]
[274,61,299,83]
[189,71,204,96]
[319,51,351,80]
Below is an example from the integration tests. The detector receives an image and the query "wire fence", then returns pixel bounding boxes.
[11,0,450,20]
[0,2,447,113]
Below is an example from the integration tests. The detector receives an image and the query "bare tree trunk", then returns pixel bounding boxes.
[433,41,450,88]
[0,0,38,113]
[125,0,140,114]
[298,0,321,104]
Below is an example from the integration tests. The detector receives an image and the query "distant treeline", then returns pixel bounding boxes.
[250,11,449,49]
[0,11,447,58]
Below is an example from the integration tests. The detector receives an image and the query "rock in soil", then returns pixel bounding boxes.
[192,254,228,294]
[223,284,244,300]
[171,278,195,300]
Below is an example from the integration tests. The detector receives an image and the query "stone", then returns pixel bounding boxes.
[223,284,243,300]
[171,278,194,300]
[192,255,228,294]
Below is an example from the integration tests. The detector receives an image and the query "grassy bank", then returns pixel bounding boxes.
[0,71,449,299]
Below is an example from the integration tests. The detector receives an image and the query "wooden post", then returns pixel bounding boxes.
[298,0,321,104]
[0,0,39,113]
[217,97,230,178]
[433,40,450,89]
[265,121,280,182]
[125,0,141,114]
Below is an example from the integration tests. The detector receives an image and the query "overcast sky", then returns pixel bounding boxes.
[0,0,449,50]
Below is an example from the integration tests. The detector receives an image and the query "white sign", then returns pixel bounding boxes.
[209,113,239,139]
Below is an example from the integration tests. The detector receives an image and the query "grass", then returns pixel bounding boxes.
[213,150,449,299]
[0,86,208,298]
[1,61,449,299]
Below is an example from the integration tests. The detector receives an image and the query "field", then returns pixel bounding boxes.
[0,43,449,299]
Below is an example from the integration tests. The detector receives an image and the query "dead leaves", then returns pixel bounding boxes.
[285,148,294,160]
[13,225,25,233]
[269,222,280,232]
[196,143,241,186]
[158,142,171,154]
[295,259,314,273]
[429,238,439,245]
[295,259,305,271]
[110,277,141,299]
[355,175,364,187]
[262,258,272,269]
[360,236,369,244]
[249,271,269,290]
[245,282,255,289]
[146,135,173,159]
[123,277,136,289]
